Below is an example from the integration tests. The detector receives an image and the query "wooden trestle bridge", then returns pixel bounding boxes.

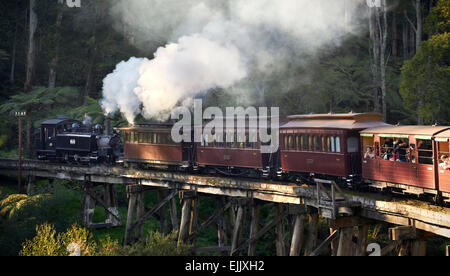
[0,158,449,256]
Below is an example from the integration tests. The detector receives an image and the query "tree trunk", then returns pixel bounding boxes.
[414,0,422,51]
[24,0,38,92]
[402,20,409,59]
[392,12,398,57]
[48,0,64,89]
[369,7,380,113]
[404,0,423,55]
[378,1,388,122]
[10,19,19,85]
[84,4,98,104]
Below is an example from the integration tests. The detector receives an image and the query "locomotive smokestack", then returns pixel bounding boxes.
[105,115,112,135]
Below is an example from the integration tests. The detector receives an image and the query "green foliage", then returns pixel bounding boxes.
[400,32,450,124]
[0,184,82,256]
[19,223,63,256]
[19,224,191,256]
[117,231,192,256]
[19,223,104,256]
[425,0,450,36]
[0,86,81,116]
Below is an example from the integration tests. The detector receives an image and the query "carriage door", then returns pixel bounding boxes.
[347,136,360,174]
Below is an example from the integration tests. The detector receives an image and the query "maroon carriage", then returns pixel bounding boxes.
[195,116,283,177]
[360,125,450,201]
[431,129,450,202]
[279,112,389,184]
[121,124,193,169]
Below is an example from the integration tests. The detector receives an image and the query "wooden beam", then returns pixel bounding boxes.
[248,200,261,256]
[169,196,179,231]
[276,204,286,256]
[123,192,137,245]
[217,197,228,256]
[104,184,120,227]
[135,191,145,241]
[329,227,338,256]
[231,210,288,256]
[355,224,369,256]
[83,185,121,223]
[130,189,178,236]
[189,195,199,242]
[446,245,450,256]
[304,209,319,256]
[337,227,355,256]
[309,230,339,256]
[178,195,193,245]
[289,214,305,256]
[81,183,96,227]
[188,200,232,242]
[231,202,247,256]
[410,239,427,256]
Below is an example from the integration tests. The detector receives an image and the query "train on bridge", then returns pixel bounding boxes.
[35,112,450,204]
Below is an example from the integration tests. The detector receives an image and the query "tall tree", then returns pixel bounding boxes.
[368,0,389,121]
[48,0,65,89]
[84,1,99,104]
[24,0,38,92]
[369,4,381,114]
[404,0,425,123]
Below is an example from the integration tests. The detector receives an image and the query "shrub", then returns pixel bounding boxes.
[117,231,192,256]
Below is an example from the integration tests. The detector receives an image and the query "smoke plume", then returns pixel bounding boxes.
[101,0,365,123]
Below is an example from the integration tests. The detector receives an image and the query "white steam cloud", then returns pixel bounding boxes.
[101,0,365,123]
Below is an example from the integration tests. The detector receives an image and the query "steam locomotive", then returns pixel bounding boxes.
[35,115,122,164]
[35,112,450,204]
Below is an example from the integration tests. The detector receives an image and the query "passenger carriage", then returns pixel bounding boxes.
[195,116,282,177]
[121,123,194,169]
[360,125,450,202]
[279,112,389,185]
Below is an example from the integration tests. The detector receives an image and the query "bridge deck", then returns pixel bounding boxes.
[0,158,450,238]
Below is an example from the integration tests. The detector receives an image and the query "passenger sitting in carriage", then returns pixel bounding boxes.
[364,147,375,159]
[440,155,450,170]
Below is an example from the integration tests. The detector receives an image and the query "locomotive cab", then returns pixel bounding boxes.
[36,117,81,160]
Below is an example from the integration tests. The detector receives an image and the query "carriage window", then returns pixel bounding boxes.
[138,132,144,143]
[288,135,294,150]
[313,136,320,151]
[326,136,331,152]
[321,137,326,152]
[308,136,313,151]
[330,137,335,152]
[362,136,374,156]
[347,137,359,153]
[335,137,341,153]
[417,139,433,165]
[438,141,449,169]
[301,135,307,150]
[296,136,300,151]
